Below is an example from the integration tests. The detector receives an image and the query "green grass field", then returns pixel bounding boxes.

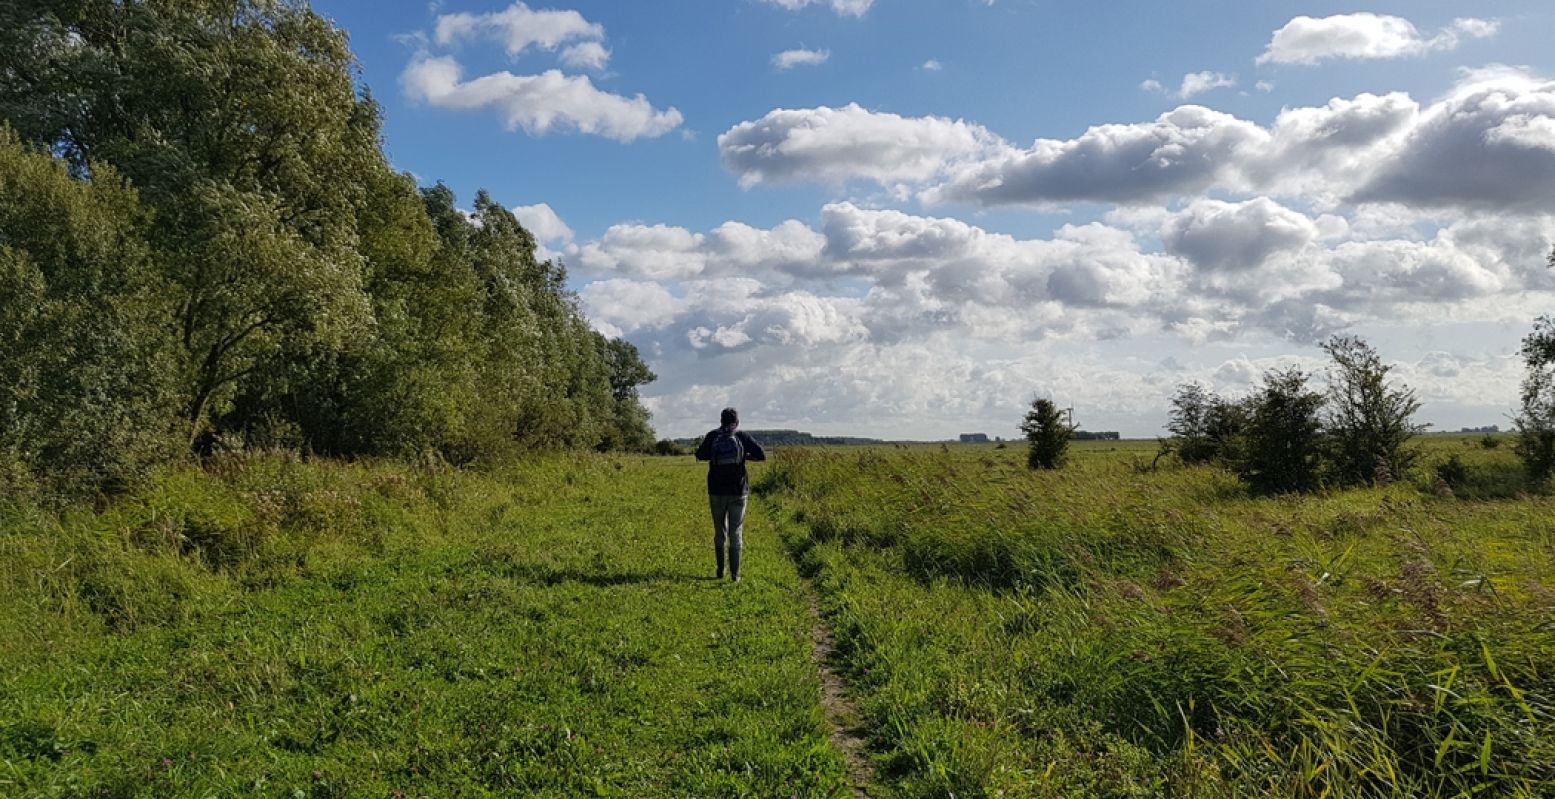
[3,438,1553,797]
[761,438,1555,798]
[1,454,845,797]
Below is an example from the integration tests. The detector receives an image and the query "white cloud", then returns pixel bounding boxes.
[559,41,610,70]
[1161,198,1318,272]
[727,70,1555,213]
[434,2,602,58]
[579,279,683,336]
[761,0,873,17]
[402,54,683,141]
[1257,13,1499,66]
[1140,78,1164,94]
[773,48,830,70]
[1256,81,1275,93]
[923,105,1267,206]
[1351,67,1555,211]
[511,202,573,244]
[570,200,1554,438]
[718,103,1003,188]
[576,223,707,280]
[1178,71,1237,99]
[920,59,943,72]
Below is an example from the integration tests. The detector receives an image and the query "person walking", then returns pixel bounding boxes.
[695,407,767,582]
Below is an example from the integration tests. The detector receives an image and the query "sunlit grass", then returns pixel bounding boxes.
[761,438,1555,798]
[0,453,846,797]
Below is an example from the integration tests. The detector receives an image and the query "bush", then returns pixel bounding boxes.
[1239,368,1325,494]
[1435,455,1469,490]
[1320,335,1423,485]
[653,439,685,456]
[1020,397,1072,470]
[1516,317,1555,486]
[1165,383,1246,466]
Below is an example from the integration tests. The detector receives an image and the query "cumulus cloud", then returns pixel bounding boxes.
[1178,71,1237,99]
[773,48,830,70]
[402,54,682,141]
[511,202,573,244]
[1351,67,1555,211]
[761,0,873,17]
[571,200,1555,356]
[1257,13,1499,66]
[1161,198,1318,272]
[718,103,1003,188]
[434,2,603,57]
[920,59,943,72]
[560,41,610,70]
[924,105,1267,206]
[725,69,1555,212]
[569,200,1553,437]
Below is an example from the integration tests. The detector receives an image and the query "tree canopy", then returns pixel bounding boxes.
[0,0,657,496]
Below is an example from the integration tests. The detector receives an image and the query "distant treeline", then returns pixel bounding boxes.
[675,430,884,449]
[1072,431,1121,441]
[0,1,657,497]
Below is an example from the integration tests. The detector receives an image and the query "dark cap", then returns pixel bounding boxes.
[720,407,739,426]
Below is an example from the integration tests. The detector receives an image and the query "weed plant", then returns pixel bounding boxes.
[761,440,1555,798]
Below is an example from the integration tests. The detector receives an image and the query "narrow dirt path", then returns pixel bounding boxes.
[806,592,877,798]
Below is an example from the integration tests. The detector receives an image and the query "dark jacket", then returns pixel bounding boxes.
[695,427,767,496]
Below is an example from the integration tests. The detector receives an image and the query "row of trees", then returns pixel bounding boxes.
[1025,325,1555,494]
[0,1,657,497]
[1162,336,1420,493]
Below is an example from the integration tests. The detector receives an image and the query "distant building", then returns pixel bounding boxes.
[958,433,990,443]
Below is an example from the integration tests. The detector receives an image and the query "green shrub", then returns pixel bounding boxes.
[1021,397,1072,470]
[1239,368,1325,494]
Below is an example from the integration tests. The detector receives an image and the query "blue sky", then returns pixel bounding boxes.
[314,0,1555,438]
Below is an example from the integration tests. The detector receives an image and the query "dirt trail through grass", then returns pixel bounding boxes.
[805,592,877,798]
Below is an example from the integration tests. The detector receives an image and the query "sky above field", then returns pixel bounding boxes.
[314,0,1555,439]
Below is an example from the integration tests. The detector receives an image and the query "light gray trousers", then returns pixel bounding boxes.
[709,494,747,578]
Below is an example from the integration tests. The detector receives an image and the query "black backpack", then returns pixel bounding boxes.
[710,430,744,466]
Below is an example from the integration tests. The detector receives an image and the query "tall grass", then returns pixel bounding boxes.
[763,442,1555,798]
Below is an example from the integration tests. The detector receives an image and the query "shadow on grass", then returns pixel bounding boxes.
[500,562,677,588]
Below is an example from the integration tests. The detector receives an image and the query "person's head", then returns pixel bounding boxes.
[720,407,739,428]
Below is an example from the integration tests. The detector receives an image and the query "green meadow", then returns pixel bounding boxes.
[1,454,845,797]
[763,437,1555,798]
[3,438,1554,797]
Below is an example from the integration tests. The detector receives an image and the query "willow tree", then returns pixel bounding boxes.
[0,130,181,494]
[1,0,379,445]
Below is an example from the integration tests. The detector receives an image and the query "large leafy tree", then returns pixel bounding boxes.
[0,129,181,494]
[2,0,378,444]
[0,0,660,488]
